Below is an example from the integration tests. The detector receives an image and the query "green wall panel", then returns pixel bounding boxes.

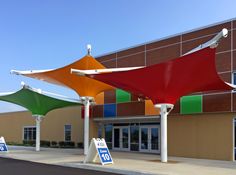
[180,95,202,114]
[116,89,131,103]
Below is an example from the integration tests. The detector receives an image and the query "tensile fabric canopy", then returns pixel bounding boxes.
[0,85,81,116]
[83,47,234,105]
[11,55,114,98]
[10,53,114,155]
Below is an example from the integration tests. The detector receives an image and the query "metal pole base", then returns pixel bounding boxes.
[154,104,174,163]
[81,96,94,155]
[33,115,43,152]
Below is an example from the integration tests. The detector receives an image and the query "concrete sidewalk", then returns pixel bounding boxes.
[0,146,235,175]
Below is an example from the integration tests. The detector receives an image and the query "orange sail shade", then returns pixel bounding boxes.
[11,55,114,97]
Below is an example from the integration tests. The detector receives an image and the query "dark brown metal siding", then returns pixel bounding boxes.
[170,100,180,114]
[117,101,145,116]
[146,36,180,50]
[92,105,104,118]
[117,52,145,68]
[117,46,145,57]
[96,53,116,62]
[182,35,213,54]
[95,19,236,117]
[182,22,231,41]
[101,60,116,68]
[104,90,116,104]
[219,72,231,83]
[233,93,236,112]
[233,28,236,50]
[233,51,236,70]
[146,44,180,66]
[215,52,231,72]
[203,93,231,112]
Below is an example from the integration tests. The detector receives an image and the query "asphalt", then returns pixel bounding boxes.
[1,146,236,175]
[0,157,121,175]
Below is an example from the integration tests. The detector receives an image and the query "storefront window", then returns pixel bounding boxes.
[105,124,112,149]
[23,127,36,141]
[64,125,72,142]
[233,73,236,85]
[98,126,102,138]
[130,125,139,151]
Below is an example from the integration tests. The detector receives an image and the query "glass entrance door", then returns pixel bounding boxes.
[234,118,236,161]
[113,126,130,151]
[150,127,159,152]
[113,128,120,149]
[122,127,129,149]
[139,126,160,153]
[140,127,148,151]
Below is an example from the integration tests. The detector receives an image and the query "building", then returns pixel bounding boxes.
[0,18,236,161]
[0,107,83,144]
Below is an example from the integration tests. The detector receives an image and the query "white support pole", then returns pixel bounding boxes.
[34,115,43,152]
[82,97,90,155]
[160,105,168,163]
[184,28,228,56]
[155,104,174,163]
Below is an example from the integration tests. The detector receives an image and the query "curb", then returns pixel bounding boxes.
[59,162,163,175]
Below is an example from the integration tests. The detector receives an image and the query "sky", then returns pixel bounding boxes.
[0,0,236,113]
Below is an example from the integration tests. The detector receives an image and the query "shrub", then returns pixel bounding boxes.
[51,141,57,147]
[6,142,24,146]
[40,140,51,147]
[58,141,75,148]
[23,140,35,146]
[77,142,84,148]
[58,141,64,147]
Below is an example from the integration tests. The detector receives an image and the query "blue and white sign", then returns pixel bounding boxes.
[97,147,112,164]
[0,137,8,152]
[84,138,113,165]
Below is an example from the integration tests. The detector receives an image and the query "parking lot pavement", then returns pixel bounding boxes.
[0,146,236,175]
[0,157,121,175]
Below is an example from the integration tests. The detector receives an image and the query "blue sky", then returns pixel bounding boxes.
[0,0,236,113]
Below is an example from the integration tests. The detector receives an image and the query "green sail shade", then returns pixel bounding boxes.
[180,95,202,114]
[0,86,81,116]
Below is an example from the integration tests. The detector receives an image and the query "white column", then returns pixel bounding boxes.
[160,104,168,163]
[154,104,173,163]
[34,115,43,152]
[84,97,90,155]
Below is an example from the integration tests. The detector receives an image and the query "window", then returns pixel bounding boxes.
[233,73,236,85]
[98,126,102,138]
[105,124,112,149]
[23,127,36,141]
[130,125,139,151]
[64,125,72,142]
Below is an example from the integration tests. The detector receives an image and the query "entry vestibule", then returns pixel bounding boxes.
[113,126,130,151]
[110,123,160,153]
[139,125,160,153]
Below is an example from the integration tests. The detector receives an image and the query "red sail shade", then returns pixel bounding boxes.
[87,47,234,105]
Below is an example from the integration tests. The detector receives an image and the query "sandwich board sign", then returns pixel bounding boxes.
[84,138,113,165]
[0,137,8,152]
